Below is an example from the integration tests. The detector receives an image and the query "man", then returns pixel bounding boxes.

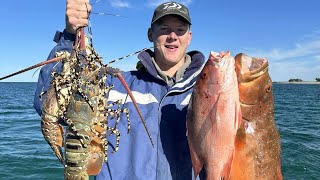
[34,1,205,179]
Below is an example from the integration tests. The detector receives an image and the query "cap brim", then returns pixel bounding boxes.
[151,13,191,25]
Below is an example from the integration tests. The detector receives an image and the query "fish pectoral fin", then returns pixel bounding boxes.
[189,143,203,178]
[220,151,234,179]
[235,102,242,129]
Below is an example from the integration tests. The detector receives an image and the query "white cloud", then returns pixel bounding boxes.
[241,31,320,81]
[110,0,130,8]
[314,55,320,62]
[244,40,320,61]
[299,29,320,41]
[269,60,320,81]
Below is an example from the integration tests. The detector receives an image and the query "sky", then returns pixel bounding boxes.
[1,0,320,82]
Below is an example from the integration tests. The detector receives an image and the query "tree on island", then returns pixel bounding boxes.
[289,78,303,82]
[316,78,320,82]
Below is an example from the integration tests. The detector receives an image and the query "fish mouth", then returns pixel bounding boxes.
[239,105,254,123]
[235,53,268,82]
[205,51,234,87]
[209,51,230,67]
[205,51,232,77]
[241,116,251,123]
[240,101,256,106]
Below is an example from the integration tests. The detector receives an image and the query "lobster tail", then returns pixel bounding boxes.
[64,129,91,180]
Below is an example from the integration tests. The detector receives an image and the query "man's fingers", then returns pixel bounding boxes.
[66,9,90,19]
[66,3,91,13]
[65,0,91,34]
[67,17,88,28]
[71,0,90,3]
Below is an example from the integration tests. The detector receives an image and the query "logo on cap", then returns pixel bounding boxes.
[163,2,182,10]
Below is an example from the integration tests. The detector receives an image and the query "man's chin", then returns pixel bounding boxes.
[163,58,178,65]
[164,54,180,62]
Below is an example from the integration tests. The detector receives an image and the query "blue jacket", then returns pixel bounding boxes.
[33,30,205,180]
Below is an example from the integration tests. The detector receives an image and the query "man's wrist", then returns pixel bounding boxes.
[62,29,76,42]
[65,26,76,35]
[53,30,76,43]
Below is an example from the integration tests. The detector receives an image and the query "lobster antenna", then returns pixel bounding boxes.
[90,0,125,18]
[91,0,102,5]
[91,12,126,18]
[105,44,163,66]
[0,56,65,81]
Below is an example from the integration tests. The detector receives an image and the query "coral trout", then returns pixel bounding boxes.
[229,53,283,180]
[186,51,241,179]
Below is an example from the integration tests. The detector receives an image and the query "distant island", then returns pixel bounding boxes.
[289,78,303,82]
[273,78,320,84]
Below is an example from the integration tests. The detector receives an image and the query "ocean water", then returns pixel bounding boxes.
[0,82,319,179]
[273,84,320,180]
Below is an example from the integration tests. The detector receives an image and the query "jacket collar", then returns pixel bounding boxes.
[137,49,205,91]
[137,50,205,79]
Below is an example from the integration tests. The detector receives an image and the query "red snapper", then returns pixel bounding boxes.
[186,51,241,180]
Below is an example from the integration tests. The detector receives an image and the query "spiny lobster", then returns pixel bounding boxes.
[0,28,154,179]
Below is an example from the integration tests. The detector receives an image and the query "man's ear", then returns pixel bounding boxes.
[148,28,153,42]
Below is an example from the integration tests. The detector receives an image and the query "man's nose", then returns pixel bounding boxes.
[167,31,178,40]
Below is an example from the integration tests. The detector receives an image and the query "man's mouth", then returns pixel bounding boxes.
[165,45,178,53]
[165,45,178,49]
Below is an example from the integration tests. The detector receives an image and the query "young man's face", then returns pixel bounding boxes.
[149,15,192,72]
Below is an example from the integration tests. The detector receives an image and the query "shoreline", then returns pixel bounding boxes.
[273,81,320,84]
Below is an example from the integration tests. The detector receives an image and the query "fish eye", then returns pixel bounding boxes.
[201,72,207,79]
[266,85,272,93]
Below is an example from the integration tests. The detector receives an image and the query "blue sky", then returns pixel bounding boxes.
[1,0,320,82]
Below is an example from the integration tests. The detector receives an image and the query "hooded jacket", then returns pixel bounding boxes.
[33,30,205,180]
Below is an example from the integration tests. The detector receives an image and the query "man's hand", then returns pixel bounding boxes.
[65,0,92,34]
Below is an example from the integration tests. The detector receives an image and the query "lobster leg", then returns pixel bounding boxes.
[105,99,131,133]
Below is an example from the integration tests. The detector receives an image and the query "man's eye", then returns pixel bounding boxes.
[177,28,187,35]
[161,27,168,31]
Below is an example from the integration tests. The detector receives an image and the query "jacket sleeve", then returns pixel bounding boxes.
[33,30,76,116]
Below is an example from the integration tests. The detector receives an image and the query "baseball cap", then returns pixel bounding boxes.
[151,2,191,25]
